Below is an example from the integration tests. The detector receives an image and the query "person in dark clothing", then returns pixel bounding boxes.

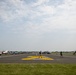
[0,54,1,56]
[0,52,2,56]
[39,51,42,58]
[60,51,63,57]
[73,51,76,55]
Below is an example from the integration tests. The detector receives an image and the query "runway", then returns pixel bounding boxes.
[0,54,76,63]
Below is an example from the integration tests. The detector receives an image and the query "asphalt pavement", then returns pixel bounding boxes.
[0,54,76,63]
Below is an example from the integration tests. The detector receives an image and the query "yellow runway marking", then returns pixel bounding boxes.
[22,56,54,60]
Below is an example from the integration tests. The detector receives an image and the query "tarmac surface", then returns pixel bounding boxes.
[0,54,76,64]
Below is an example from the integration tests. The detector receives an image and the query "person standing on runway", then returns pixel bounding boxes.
[60,51,63,57]
[39,51,42,58]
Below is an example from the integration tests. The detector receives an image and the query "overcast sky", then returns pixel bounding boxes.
[0,0,76,51]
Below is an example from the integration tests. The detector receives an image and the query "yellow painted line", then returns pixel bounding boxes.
[22,58,34,60]
[22,56,54,60]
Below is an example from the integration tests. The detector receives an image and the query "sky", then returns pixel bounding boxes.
[0,0,76,51]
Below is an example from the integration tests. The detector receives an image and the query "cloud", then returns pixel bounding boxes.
[0,0,29,22]
[0,0,76,34]
[32,0,49,6]
[0,0,76,51]
[34,0,76,32]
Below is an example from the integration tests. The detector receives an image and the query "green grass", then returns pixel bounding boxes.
[0,64,76,75]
